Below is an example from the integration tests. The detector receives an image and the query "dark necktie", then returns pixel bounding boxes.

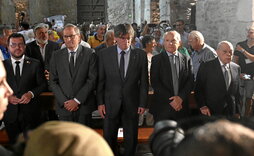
[169,55,178,95]
[223,65,229,89]
[120,51,125,80]
[15,61,21,85]
[69,52,75,77]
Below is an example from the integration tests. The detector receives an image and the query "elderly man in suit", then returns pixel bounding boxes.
[150,30,193,123]
[25,23,60,81]
[97,23,148,156]
[50,24,97,126]
[195,41,241,117]
[3,33,47,144]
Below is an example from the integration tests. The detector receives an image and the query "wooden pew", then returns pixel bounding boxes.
[0,127,154,145]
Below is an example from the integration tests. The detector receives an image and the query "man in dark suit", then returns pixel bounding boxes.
[97,23,148,156]
[195,41,241,117]
[3,33,47,144]
[25,23,60,81]
[150,30,193,123]
[50,24,97,126]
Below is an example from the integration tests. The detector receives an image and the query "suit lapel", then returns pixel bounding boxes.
[72,45,83,79]
[111,46,121,80]
[178,52,184,83]
[229,63,236,90]
[125,47,136,81]
[5,59,18,90]
[161,51,174,94]
[215,58,227,91]
[62,49,72,80]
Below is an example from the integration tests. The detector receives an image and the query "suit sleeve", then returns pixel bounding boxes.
[75,52,97,104]
[49,51,68,107]
[139,51,149,108]
[178,56,194,101]
[96,51,105,105]
[234,66,241,114]
[31,61,47,97]
[195,62,207,108]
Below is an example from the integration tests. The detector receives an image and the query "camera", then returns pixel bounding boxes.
[150,120,184,156]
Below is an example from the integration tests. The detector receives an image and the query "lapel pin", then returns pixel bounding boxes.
[26,60,31,64]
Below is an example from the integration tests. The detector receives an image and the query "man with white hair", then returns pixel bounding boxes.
[195,41,241,117]
[188,30,217,81]
[150,30,193,122]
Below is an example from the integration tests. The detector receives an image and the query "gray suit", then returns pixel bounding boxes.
[50,45,97,125]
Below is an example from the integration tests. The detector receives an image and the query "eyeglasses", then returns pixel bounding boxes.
[9,43,25,48]
[63,34,77,39]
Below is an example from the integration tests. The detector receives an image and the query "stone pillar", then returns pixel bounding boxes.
[0,0,16,25]
[135,0,142,25]
[196,0,254,48]
[29,0,49,24]
[160,0,170,23]
[144,0,151,23]
[107,0,134,25]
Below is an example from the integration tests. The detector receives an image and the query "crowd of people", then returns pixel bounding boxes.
[1,18,254,156]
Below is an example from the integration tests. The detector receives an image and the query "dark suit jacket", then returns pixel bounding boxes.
[25,40,60,70]
[195,58,241,116]
[97,45,148,118]
[50,45,97,116]
[3,56,47,123]
[150,50,194,120]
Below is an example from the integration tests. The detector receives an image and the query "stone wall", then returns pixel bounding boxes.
[107,0,133,25]
[47,0,77,24]
[0,0,16,25]
[29,0,77,25]
[196,0,254,48]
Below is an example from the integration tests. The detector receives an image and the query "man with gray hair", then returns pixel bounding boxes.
[94,30,115,54]
[25,23,60,81]
[50,24,97,126]
[188,30,217,81]
[195,41,241,117]
[150,30,193,122]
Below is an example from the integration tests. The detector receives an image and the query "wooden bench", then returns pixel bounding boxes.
[94,127,154,143]
[0,127,154,145]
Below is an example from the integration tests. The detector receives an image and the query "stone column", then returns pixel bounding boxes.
[1,0,16,25]
[196,0,254,48]
[29,0,49,24]
[144,0,151,23]
[160,0,170,23]
[107,0,134,25]
[135,0,142,25]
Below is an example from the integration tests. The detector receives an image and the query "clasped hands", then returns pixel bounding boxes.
[169,96,183,111]
[8,92,33,104]
[64,99,79,112]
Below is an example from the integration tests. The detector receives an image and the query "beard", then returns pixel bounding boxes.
[37,38,48,44]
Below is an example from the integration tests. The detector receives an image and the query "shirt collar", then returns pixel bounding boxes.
[166,50,179,57]
[218,57,229,68]
[11,55,25,64]
[67,46,79,54]
[117,46,130,54]
[36,40,48,48]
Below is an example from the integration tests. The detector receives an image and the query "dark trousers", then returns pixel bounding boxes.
[58,112,92,127]
[104,111,138,156]
[5,112,40,144]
